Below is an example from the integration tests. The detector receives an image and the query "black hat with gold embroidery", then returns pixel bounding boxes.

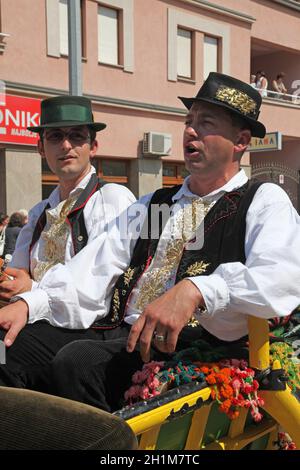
[178,72,266,138]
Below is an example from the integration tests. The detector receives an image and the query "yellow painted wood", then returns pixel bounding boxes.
[248,316,270,370]
[138,425,161,450]
[204,418,277,450]
[261,388,300,448]
[127,387,211,435]
[184,403,212,450]
[127,314,300,451]
[266,427,279,450]
[228,407,248,439]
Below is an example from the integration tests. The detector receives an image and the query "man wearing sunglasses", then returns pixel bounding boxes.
[0,95,135,360]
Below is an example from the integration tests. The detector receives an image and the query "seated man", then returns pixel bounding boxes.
[0,95,135,385]
[1,74,300,413]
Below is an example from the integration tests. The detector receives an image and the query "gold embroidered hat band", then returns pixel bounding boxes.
[179,72,266,138]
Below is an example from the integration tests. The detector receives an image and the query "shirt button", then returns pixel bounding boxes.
[77,235,84,242]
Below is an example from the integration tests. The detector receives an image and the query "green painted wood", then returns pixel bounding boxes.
[156,414,193,450]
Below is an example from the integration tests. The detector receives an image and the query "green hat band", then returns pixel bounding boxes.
[41,104,93,125]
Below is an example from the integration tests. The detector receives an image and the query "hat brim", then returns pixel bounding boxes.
[27,121,106,133]
[179,96,266,138]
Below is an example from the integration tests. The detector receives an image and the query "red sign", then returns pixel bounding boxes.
[0,94,41,145]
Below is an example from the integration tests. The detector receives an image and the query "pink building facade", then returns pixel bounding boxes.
[0,0,300,213]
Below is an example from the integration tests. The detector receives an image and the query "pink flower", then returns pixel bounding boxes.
[243,383,253,394]
[140,386,150,400]
[231,378,241,392]
[132,370,147,384]
[251,409,263,422]
[124,384,142,402]
[147,376,160,389]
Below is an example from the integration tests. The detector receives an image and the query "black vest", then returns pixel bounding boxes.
[29,173,106,275]
[92,179,263,329]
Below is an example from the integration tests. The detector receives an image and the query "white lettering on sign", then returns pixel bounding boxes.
[11,128,36,137]
[27,112,39,127]
[0,109,40,127]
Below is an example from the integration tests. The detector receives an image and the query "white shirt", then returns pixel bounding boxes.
[14,166,136,328]
[21,170,300,339]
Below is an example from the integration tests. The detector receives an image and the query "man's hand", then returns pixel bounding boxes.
[0,300,28,346]
[127,279,204,362]
[0,268,32,300]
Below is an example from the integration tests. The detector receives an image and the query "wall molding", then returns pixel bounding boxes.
[271,0,300,13]
[4,81,186,116]
[177,0,256,23]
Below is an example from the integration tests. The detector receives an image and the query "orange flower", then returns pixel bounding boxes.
[220,399,232,413]
[206,374,217,385]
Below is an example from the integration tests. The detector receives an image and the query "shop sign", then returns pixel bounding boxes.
[0,94,40,145]
[248,132,282,152]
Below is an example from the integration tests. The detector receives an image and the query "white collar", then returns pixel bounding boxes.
[172,170,249,203]
[46,166,96,208]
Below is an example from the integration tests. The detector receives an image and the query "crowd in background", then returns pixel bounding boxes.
[250,71,288,99]
[0,209,28,259]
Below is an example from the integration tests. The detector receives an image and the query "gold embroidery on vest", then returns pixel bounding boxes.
[215,86,257,116]
[187,316,200,327]
[185,261,210,277]
[135,200,213,312]
[124,267,136,287]
[112,289,120,322]
[32,196,77,281]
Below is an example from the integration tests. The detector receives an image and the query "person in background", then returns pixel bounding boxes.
[256,70,268,97]
[18,209,29,226]
[2,212,24,258]
[0,213,9,259]
[272,73,288,99]
[250,74,257,88]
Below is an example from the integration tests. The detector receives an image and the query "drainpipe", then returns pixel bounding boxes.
[68,0,82,96]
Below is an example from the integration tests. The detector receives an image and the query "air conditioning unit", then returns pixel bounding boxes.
[143,132,172,156]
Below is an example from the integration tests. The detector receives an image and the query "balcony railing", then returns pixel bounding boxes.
[256,88,300,106]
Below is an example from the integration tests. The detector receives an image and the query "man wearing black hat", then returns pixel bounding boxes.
[0,74,299,414]
[30,73,300,412]
[0,96,135,366]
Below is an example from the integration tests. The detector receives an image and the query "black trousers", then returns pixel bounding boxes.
[0,321,132,400]
[0,321,248,413]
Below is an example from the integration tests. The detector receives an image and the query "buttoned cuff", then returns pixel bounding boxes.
[188,273,230,317]
[14,289,51,323]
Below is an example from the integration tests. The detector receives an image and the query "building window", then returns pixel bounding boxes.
[46,0,86,58]
[98,6,119,65]
[42,157,130,197]
[93,158,129,186]
[163,163,189,187]
[59,0,69,56]
[203,35,218,80]
[177,28,192,79]
[168,9,230,82]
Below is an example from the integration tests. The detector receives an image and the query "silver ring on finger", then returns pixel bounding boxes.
[153,332,167,343]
